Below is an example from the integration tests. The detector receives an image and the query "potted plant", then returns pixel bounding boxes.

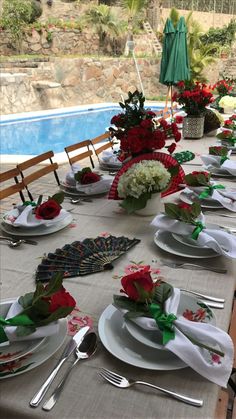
[172,81,214,139]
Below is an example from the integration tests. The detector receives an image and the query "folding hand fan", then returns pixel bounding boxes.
[108,152,185,200]
[35,235,140,282]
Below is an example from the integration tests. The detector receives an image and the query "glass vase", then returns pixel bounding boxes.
[183,115,205,139]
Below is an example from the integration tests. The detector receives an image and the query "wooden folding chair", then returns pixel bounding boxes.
[65,140,94,169]
[90,132,114,162]
[17,151,60,201]
[0,167,25,202]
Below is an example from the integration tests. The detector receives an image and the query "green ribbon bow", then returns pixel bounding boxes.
[149,303,177,345]
[191,221,205,240]
[198,184,225,199]
[0,314,34,344]
[220,156,229,165]
[23,201,36,207]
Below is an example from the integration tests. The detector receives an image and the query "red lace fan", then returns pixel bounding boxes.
[108,152,185,200]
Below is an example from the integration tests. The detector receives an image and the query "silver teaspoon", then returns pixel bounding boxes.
[42,332,97,411]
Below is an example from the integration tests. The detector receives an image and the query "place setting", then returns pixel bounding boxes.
[0,192,73,238]
[200,145,236,178]
[60,164,113,197]
[0,274,73,379]
[151,201,236,260]
[98,263,233,393]
[179,170,236,213]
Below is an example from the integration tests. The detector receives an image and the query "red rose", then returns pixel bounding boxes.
[174,115,183,124]
[167,143,176,154]
[35,199,61,220]
[80,172,101,184]
[191,171,209,177]
[178,202,192,210]
[111,114,125,127]
[120,266,155,302]
[140,119,153,129]
[46,287,76,313]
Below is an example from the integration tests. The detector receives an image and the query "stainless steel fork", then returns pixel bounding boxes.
[160,259,227,274]
[99,369,203,407]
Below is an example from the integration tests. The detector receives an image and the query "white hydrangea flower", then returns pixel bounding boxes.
[117,160,171,199]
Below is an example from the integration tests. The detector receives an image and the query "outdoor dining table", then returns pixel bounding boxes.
[0,137,236,419]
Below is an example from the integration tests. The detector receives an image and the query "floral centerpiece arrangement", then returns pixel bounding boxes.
[110,90,181,157]
[0,273,76,345]
[117,160,177,214]
[74,167,101,184]
[172,81,214,116]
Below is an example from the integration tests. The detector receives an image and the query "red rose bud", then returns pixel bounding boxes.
[167,143,176,154]
[35,199,61,220]
[48,287,76,313]
[80,172,101,184]
[178,202,192,210]
[120,267,155,302]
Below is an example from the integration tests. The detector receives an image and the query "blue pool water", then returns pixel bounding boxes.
[0,105,162,155]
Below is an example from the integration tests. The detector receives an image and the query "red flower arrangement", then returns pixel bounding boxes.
[212,79,233,97]
[110,90,181,156]
[74,167,101,184]
[174,115,184,124]
[172,81,214,116]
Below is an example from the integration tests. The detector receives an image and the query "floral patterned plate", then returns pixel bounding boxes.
[124,292,215,350]
[0,304,67,379]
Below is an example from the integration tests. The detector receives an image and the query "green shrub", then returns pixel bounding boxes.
[200,19,236,47]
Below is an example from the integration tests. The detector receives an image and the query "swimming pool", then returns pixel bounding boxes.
[0,103,163,163]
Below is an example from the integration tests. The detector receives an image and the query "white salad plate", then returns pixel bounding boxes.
[0,311,67,379]
[0,213,73,237]
[179,191,223,209]
[154,231,219,259]
[124,293,215,350]
[98,304,186,370]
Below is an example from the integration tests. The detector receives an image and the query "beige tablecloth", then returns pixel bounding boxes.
[0,154,235,419]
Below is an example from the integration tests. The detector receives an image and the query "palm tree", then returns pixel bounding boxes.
[83,4,123,53]
[121,0,147,40]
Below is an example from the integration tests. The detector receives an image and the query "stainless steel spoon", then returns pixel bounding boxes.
[42,332,97,411]
[0,236,37,247]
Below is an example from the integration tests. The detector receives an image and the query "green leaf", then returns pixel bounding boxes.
[38,272,63,298]
[168,165,179,177]
[36,195,43,206]
[191,202,201,218]
[51,191,64,204]
[113,295,146,312]
[164,203,181,219]
[37,306,75,325]
[154,282,173,306]
[15,325,36,337]
[18,292,34,309]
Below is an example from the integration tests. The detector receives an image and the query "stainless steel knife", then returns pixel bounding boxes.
[29,325,90,407]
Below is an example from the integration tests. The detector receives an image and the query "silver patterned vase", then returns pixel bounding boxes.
[183,115,205,139]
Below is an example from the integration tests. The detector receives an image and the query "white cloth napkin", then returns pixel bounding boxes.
[65,164,82,187]
[123,288,233,387]
[12,205,69,228]
[101,150,122,166]
[151,213,236,258]
[201,153,236,176]
[184,184,236,212]
[1,299,59,347]
[76,176,112,194]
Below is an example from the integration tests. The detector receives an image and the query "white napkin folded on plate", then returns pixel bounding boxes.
[123,288,233,387]
[101,150,122,166]
[184,183,236,212]
[2,299,59,346]
[65,164,82,187]
[13,205,69,228]
[76,176,112,194]
[201,153,236,176]
[151,213,236,258]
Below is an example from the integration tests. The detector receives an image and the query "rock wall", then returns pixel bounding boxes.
[0,57,163,114]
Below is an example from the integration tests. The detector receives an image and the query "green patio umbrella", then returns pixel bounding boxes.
[159,18,176,85]
[159,17,190,115]
[164,16,190,85]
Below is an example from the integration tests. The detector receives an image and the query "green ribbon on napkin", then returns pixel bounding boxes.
[191,221,205,240]
[198,184,225,199]
[220,156,229,165]
[23,201,36,206]
[149,303,177,345]
[0,314,34,344]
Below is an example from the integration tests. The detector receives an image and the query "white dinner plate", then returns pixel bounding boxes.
[0,299,46,364]
[172,233,207,249]
[98,304,186,370]
[179,191,223,209]
[154,231,219,259]
[0,212,73,237]
[0,315,67,379]
[125,293,215,350]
